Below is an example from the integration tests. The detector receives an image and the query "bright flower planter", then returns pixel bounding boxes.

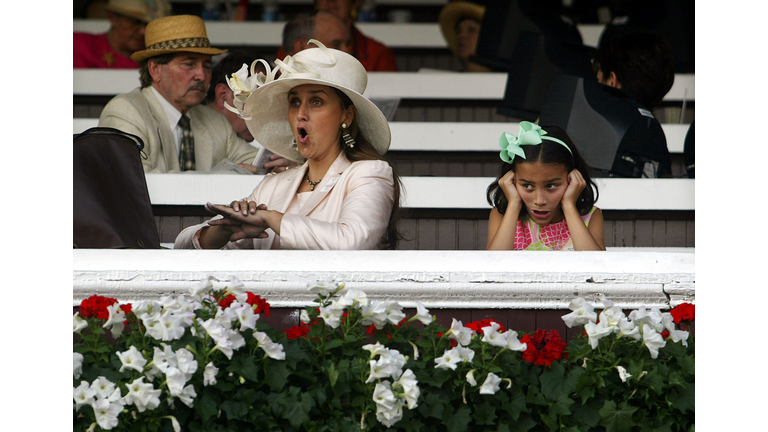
[74,277,694,432]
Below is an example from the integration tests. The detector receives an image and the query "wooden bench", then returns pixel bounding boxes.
[73,19,609,49]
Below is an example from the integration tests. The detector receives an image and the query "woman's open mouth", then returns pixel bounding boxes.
[297,127,309,144]
[531,209,551,219]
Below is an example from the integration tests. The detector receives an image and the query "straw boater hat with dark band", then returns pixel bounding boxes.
[227,41,390,163]
[438,1,485,55]
[105,0,171,23]
[130,15,227,63]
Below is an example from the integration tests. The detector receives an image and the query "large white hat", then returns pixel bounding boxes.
[227,41,391,163]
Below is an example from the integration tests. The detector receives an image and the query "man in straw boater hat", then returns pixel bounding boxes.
[98,14,295,173]
[74,0,171,69]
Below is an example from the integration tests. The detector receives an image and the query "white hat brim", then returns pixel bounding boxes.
[243,77,391,163]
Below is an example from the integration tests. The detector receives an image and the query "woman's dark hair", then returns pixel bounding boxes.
[335,89,404,249]
[485,125,598,218]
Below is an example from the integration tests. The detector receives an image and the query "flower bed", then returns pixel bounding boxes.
[74,277,694,432]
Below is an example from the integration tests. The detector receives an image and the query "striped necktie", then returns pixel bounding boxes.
[177,115,195,171]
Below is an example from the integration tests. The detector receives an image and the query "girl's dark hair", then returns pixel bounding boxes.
[485,125,598,217]
[335,89,404,249]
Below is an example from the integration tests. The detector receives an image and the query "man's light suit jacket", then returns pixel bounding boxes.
[174,152,395,250]
[99,87,261,173]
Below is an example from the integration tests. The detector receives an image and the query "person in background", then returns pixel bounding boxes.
[275,10,353,61]
[74,0,171,69]
[591,30,675,110]
[174,41,402,250]
[98,15,294,174]
[314,0,398,71]
[204,50,297,173]
[438,1,491,72]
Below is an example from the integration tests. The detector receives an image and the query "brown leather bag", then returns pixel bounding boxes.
[73,127,160,249]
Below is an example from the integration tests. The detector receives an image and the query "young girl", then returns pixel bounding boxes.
[485,122,605,251]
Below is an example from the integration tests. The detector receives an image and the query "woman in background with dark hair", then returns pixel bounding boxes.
[486,122,604,251]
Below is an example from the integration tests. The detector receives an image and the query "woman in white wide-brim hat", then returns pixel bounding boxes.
[174,41,402,250]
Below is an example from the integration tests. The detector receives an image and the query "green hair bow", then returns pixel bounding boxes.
[499,121,572,164]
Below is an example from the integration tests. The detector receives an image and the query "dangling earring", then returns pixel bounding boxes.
[291,137,298,150]
[341,122,355,149]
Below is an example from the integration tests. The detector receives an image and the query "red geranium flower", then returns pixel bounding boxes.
[670,303,695,324]
[218,294,236,309]
[520,329,568,367]
[465,319,505,335]
[246,292,271,318]
[79,295,119,320]
[284,323,311,339]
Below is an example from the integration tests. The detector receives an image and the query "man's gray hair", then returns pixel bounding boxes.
[282,12,316,54]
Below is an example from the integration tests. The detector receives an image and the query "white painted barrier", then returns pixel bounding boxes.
[142,174,694,211]
[72,249,695,309]
[73,119,690,154]
[73,69,695,102]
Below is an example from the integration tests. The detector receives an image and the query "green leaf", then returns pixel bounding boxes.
[599,400,638,432]
[220,400,248,421]
[549,392,575,416]
[667,382,695,414]
[325,363,339,389]
[509,414,537,432]
[472,400,498,425]
[571,399,602,428]
[263,361,289,392]
[323,339,344,350]
[442,405,472,432]
[279,387,315,429]
[196,390,219,423]
[226,354,260,383]
[501,388,527,421]
[418,391,448,420]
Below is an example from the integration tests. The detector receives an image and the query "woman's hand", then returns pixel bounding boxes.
[498,171,522,212]
[562,169,586,210]
[206,202,271,242]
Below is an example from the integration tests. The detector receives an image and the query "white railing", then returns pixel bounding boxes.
[141,174,694,211]
[72,249,695,309]
[72,70,696,102]
[74,119,691,154]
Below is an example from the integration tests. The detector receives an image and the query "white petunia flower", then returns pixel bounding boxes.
[616,366,632,383]
[308,280,340,297]
[176,384,197,408]
[363,342,388,358]
[447,319,473,346]
[435,346,474,371]
[299,309,311,324]
[393,369,420,409]
[253,331,286,360]
[640,324,666,359]
[92,397,124,430]
[503,330,528,352]
[73,381,96,410]
[561,297,597,328]
[158,312,185,341]
[116,346,147,373]
[616,317,641,340]
[74,352,84,379]
[175,348,198,380]
[223,277,248,303]
[340,288,369,308]
[479,373,502,395]
[318,304,342,329]
[411,302,433,325]
[190,276,214,300]
[123,376,161,412]
[73,313,88,333]
[366,357,397,384]
[466,369,477,387]
[383,301,406,326]
[102,303,126,339]
[372,381,396,409]
[361,301,388,329]
[91,376,116,400]
[203,361,219,386]
[165,367,187,397]
[661,313,690,347]
[151,344,177,373]
[481,322,507,348]
[584,320,613,349]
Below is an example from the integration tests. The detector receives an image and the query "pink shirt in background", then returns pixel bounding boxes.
[73,33,139,69]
